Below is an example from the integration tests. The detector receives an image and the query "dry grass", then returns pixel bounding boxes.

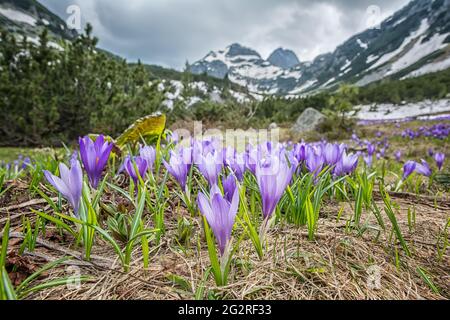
[1,185,448,300]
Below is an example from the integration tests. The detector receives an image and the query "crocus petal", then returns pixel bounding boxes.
[79,135,112,188]
[197,192,214,225]
[44,170,71,199]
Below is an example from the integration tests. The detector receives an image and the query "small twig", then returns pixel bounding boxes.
[22,251,96,268]
[0,197,58,213]
[1,231,113,267]
[374,190,450,208]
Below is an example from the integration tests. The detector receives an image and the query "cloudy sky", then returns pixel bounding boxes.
[40,0,411,69]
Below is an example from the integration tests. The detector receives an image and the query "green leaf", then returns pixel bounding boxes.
[305,195,316,240]
[92,174,108,208]
[33,187,59,212]
[106,182,133,203]
[141,234,149,269]
[15,257,70,293]
[195,269,210,300]
[18,276,90,299]
[1,267,17,300]
[1,219,10,269]
[203,217,222,286]
[380,184,411,257]
[90,225,125,266]
[354,185,363,225]
[129,187,147,240]
[166,274,192,292]
[33,210,77,237]
[417,267,440,294]
[238,186,263,259]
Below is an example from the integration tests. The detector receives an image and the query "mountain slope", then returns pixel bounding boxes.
[0,0,255,106]
[0,0,78,41]
[191,0,450,96]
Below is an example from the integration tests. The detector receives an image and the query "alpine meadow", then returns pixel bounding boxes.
[0,0,449,304]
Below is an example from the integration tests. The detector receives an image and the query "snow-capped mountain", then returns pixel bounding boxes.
[0,0,78,42]
[191,43,307,95]
[191,0,450,96]
[268,48,301,69]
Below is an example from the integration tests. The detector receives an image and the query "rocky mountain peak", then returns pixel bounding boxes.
[226,43,262,58]
[268,48,300,69]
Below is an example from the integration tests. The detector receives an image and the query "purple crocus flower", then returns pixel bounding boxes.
[367,143,376,157]
[323,143,340,165]
[434,153,445,171]
[222,174,237,203]
[163,148,191,190]
[286,149,300,171]
[363,154,373,168]
[293,143,307,162]
[21,157,31,170]
[226,152,246,181]
[193,138,220,161]
[305,148,324,176]
[394,150,402,162]
[124,156,148,184]
[334,152,358,176]
[167,131,179,145]
[198,151,223,186]
[244,146,259,175]
[415,159,432,177]
[140,145,156,172]
[256,155,295,220]
[403,161,416,180]
[427,148,434,157]
[44,158,83,215]
[79,135,113,189]
[197,184,239,256]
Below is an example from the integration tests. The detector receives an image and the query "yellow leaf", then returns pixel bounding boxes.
[116,113,166,147]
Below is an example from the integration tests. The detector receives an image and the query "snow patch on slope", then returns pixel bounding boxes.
[355,99,450,121]
[369,18,430,71]
[366,54,379,64]
[386,32,449,76]
[0,7,37,26]
[340,59,351,71]
[357,39,368,49]
[403,55,450,78]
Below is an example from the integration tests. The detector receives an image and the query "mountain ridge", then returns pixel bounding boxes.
[2,0,450,98]
[191,0,450,96]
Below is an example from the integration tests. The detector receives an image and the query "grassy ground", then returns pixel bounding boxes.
[2,187,449,300]
[0,120,449,300]
[0,147,62,163]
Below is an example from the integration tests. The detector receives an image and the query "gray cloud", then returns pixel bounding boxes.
[40,0,411,69]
